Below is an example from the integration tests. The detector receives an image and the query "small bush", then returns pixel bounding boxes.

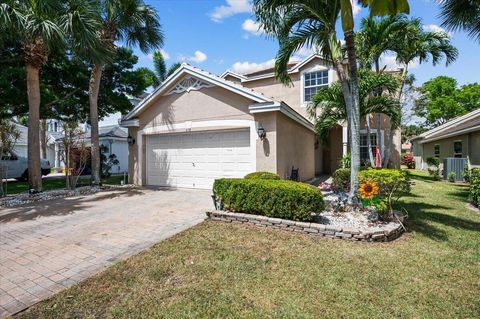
[213,178,325,221]
[469,168,480,207]
[358,168,411,220]
[244,171,280,180]
[448,171,456,183]
[332,168,350,192]
[402,154,415,169]
[339,154,351,169]
[426,157,441,180]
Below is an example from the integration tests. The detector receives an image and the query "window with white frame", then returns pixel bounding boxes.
[360,132,378,166]
[453,141,462,158]
[303,70,328,102]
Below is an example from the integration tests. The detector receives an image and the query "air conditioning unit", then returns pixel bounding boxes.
[443,157,468,181]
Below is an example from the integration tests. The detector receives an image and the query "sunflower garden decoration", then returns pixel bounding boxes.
[358,180,380,207]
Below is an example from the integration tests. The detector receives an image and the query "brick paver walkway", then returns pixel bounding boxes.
[0,188,211,317]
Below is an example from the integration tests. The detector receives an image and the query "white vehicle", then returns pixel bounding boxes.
[0,151,51,181]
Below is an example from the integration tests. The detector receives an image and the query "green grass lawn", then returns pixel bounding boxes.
[3,174,127,195]
[15,171,480,318]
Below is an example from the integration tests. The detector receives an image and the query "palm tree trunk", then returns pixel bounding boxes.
[383,67,408,167]
[40,119,47,159]
[374,60,382,166]
[366,114,374,166]
[89,64,103,185]
[344,30,361,202]
[26,64,43,191]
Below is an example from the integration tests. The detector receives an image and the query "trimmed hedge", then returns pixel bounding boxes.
[213,178,325,221]
[244,171,280,180]
[469,168,480,207]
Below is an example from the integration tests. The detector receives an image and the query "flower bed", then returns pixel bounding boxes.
[0,184,136,208]
[207,210,405,242]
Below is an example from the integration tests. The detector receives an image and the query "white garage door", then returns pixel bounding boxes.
[146,129,253,189]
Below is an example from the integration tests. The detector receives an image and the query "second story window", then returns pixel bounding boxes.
[304,70,329,102]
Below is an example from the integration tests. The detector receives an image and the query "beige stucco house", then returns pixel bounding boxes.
[121,55,400,189]
[411,108,480,169]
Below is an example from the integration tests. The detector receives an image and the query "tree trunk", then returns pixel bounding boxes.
[40,119,47,159]
[26,64,42,191]
[383,67,408,167]
[344,30,361,202]
[373,60,383,166]
[366,114,374,167]
[89,64,103,185]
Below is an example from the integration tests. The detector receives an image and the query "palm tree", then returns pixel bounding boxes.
[356,16,457,167]
[166,63,181,77]
[309,69,400,168]
[88,0,164,185]
[382,18,458,166]
[153,50,167,83]
[439,0,480,42]
[356,15,407,165]
[0,0,103,191]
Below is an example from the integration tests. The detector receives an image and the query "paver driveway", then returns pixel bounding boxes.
[0,187,211,317]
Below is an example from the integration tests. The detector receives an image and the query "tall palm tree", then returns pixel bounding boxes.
[88,0,164,185]
[253,0,363,201]
[356,15,407,166]
[381,18,458,166]
[309,69,400,168]
[0,0,103,191]
[356,16,457,167]
[439,0,480,42]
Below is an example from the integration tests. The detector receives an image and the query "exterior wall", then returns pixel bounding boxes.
[129,84,258,185]
[13,145,28,158]
[323,125,344,173]
[275,113,315,181]
[254,112,277,174]
[137,84,253,129]
[105,140,128,174]
[469,131,480,166]
[420,132,480,167]
[242,57,337,119]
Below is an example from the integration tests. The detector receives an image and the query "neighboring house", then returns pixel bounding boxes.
[11,122,28,157]
[411,108,480,169]
[121,54,401,189]
[46,120,129,174]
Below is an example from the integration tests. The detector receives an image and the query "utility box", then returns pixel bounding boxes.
[443,157,468,181]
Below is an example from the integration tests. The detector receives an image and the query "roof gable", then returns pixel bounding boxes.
[123,64,274,121]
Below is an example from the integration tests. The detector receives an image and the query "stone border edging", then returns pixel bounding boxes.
[207,210,404,242]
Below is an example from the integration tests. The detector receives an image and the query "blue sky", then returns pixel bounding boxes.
[133,0,478,86]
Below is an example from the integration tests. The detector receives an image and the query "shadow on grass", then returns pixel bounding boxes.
[399,178,480,241]
[0,188,145,223]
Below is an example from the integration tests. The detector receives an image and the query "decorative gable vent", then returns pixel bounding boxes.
[165,76,214,95]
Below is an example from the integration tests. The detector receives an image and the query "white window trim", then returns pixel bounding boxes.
[300,64,333,108]
[359,129,385,158]
[434,143,440,157]
[453,140,463,157]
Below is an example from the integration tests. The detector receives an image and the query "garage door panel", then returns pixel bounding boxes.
[146,129,253,189]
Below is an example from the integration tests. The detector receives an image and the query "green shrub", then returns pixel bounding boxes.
[469,168,480,207]
[448,171,456,183]
[426,157,441,180]
[426,157,440,167]
[244,171,280,180]
[339,154,351,169]
[358,168,411,219]
[332,168,350,192]
[213,178,325,221]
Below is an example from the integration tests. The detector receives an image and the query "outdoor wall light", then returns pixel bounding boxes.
[127,135,136,145]
[257,125,267,140]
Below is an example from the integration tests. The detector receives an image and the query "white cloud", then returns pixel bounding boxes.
[210,0,252,22]
[231,58,276,74]
[424,24,453,37]
[380,53,419,71]
[180,50,208,63]
[242,19,264,36]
